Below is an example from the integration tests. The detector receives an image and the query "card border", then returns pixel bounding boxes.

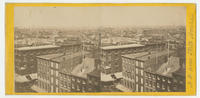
[5,3,196,95]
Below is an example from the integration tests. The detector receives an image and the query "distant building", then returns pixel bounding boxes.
[100,43,165,74]
[118,50,184,92]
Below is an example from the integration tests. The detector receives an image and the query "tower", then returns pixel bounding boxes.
[94,32,101,69]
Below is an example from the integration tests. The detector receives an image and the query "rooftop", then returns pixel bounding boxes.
[15,45,60,51]
[15,73,37,83]
[101,44,144,50]
[122,50,173,62]
[116,84,132,92]
[101,72,122,82]
[122,52,149,61]
[36,52,82,63]
[71,58,95,78]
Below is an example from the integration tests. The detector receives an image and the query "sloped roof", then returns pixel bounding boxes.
[71,58,95,78]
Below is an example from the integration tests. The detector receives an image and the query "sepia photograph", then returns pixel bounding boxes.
[13,6,187,93]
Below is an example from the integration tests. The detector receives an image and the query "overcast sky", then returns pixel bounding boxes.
[14,6,186,28]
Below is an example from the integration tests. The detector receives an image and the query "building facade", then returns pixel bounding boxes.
[59,73,88,92]
[120,52,147,92]
[36,51,82,93]
[144,71,173,92]
[119,50,183,92]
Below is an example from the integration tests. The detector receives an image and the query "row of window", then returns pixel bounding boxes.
[59,80,71,89]
[38,64,50,74]
[136,76,144,84]
[50,62,59,69]
[123,71,135,80]
[38,72,50,83]
[37,59,50,68]
[122,58,144,68]
[144,80,171,91]
[59,74,87,87]
[50,69,59,77]
[156,83,171,91]
[103,48,145,56]
[145,80,156,88]
[145,72,172,84]
[71,83,86,92]
[123,69,144,79]
[122,62,135,73]
[122,78,144,92]
[59,74,71,81]
[145,72,156,80]
[24,49,61,56]
[16,48,65,57]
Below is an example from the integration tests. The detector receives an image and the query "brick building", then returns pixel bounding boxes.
[100,43,166,74]
[36,51,82,92]
[15,45,61,75]
[118,50,184,92]
[15,43,81,75]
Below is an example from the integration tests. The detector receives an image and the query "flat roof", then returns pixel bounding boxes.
[122,52,149,60]
[15,73,37,83]
[122,51,173,61]
[116,84,132,92]
[138,51,173,61]
[101,73,114,82]
[36,52,82,63]
[15,45,60,51]
[101,72,122,82]
[101,44,144,50]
